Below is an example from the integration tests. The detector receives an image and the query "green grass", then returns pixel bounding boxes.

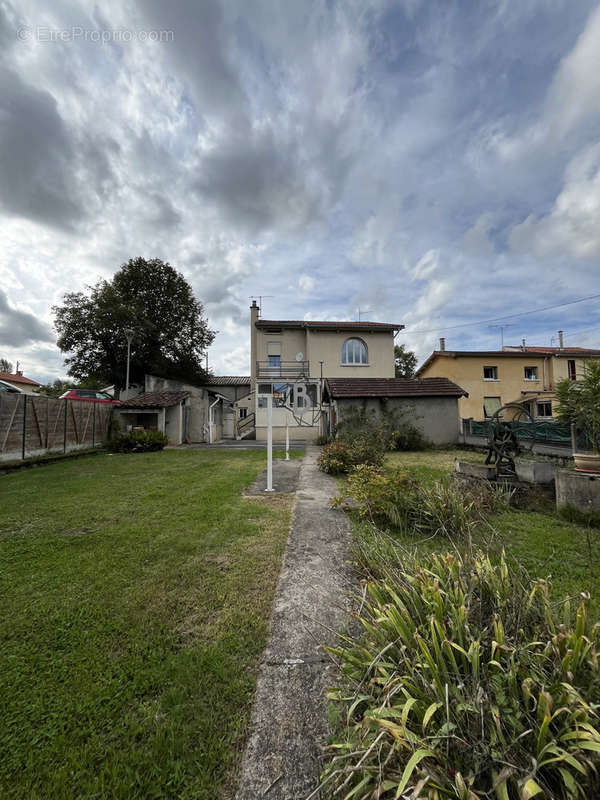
[360,449,600,619]
[0,449,299,799]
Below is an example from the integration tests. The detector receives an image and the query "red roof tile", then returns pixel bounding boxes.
[325,377,467,399]
[0,372,40,386]
[255,319,403,331]
[120,391,190,408]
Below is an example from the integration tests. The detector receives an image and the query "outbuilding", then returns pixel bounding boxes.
[117,391,190,445]
[323,377,468,445]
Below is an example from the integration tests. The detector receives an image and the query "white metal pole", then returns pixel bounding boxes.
[285,418,290,460]
[266,394,274,492]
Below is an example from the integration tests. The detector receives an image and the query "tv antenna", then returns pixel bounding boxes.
[249,295,274,317]
[489,324,514,349]
[357,308,371,321]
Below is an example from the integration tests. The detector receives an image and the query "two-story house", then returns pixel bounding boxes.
[416,332,600,421]
[247,300,402,441]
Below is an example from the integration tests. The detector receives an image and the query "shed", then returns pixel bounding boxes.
[117,391,190,445]
[323,377,468,445]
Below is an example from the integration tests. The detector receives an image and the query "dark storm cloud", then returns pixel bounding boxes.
[0,290,53,347]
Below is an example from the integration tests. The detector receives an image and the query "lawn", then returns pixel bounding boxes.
[0,449,298,800]
[367,449,600,618]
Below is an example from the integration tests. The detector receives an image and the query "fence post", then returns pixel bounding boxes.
[92,403,96,447]
[570,423,577,455]
[22,395,27,460]
[63,400,68,453]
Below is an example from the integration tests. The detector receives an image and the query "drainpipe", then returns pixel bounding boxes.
[208,396,220,444]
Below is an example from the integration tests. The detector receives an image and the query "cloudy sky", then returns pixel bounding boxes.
[1,0,600,381]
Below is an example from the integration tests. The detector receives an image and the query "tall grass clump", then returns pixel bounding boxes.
[323,549,600,799]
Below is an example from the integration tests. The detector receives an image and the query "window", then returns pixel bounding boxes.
[524,366,538,381]
[273,383,293,407]
[342,338,368,365]
[268,355,281,376]
[239,408,248,419]
[258,383,272,393]
[568,360,576,381]
[483,366,498,380]
[483,396,502,418]
[536,401,553,418]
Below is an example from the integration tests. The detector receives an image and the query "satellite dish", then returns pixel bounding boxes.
[296,352,304,361]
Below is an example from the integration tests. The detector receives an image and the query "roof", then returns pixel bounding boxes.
[120,391,190,408]
[416,347,600,375]
[255,319,403,332]
[206,376,251,385]
[0,372,41,386]
[325,377,468,399]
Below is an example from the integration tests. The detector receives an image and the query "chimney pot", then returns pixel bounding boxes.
[522,338,526,348]
[558,330,564,349]
[439,337,446,351]
[16,370,23,376]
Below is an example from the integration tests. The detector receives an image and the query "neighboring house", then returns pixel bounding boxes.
[0,371,41,392]
[117,374,251,444]
[323,377,468,445]
[249,300,403,441]
[416,333,600,421]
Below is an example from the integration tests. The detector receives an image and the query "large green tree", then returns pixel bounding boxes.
[53,258,215,388]
[394,344,418,378]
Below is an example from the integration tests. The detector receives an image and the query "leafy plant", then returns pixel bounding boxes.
[555,362,600,453]
[319,437,385,474]
[109,429,168,453]
[324,549,600,799]
[388,424,427,451]
[314,434,331,446]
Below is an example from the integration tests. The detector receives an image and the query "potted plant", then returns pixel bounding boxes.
[555,361,600,472]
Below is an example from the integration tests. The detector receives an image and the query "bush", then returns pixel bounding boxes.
[335,405,426,452]
[109,430,168,453]
[314,434,330,446]
[388,423,426,451]
[324,549,600,799]
[318,437,385,474]
[343,465,418,527]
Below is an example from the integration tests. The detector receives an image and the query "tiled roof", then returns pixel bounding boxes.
[255,319,403,331]
[0,372,40,386]
[325,377,468,399]
[120,391,190,408]
[206,376,251,385]
[416,347,600,375]
[504,346,600,355]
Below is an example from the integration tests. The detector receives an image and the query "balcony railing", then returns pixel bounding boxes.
[256,360,310,379]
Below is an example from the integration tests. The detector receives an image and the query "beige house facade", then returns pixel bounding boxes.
[248,300,402,441]
[416,335,600,421]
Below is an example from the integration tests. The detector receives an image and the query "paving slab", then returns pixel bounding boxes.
[235,446,354,800]
[244,459,302,495]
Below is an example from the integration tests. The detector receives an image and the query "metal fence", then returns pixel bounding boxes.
[464,419,590,451]
[0,394,112,462]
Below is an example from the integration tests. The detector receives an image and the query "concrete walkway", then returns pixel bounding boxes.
[236,446,354,800]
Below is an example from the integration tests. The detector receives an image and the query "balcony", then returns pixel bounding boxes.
[256,360,310,379]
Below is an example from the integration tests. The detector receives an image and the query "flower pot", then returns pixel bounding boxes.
[573,452,600,473]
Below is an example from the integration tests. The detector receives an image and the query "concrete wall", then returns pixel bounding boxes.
[165,403,183,445]
[335,396,461,445]
[145,375,208,442]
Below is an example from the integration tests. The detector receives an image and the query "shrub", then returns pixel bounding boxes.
[343,465,417,527]
[109,430,168,453]
[335,405,426,452]
[388,423,426,451]
[318,437,385,474]
[324,549,600,799]
[314,434,330,446]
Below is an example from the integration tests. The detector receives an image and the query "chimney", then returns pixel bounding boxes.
[439,337,446,351]
[250,300,260,388]
[16,370,23,376]
[558,330,564,349]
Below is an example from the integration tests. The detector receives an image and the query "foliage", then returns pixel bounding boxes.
[53,257,215,389]
[324,548,600,799]
[394,344,418,378]
[37,378,78,397]
[314,434,331,446]
[342,465,509,537]
[0,358,13,372]
[0,449,294,799]
[109,429,169,453]
[555,362,600,453]
[318,438,385,474]
[335,404,426,453]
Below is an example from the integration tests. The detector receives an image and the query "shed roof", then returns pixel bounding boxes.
[120,391,190,408]
[206,376,251,385]
[255,319,403,332]
[325,377,467,399]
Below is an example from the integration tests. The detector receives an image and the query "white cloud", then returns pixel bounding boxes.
[298,274,315,293]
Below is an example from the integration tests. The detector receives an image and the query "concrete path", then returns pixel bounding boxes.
[236,446,354,800]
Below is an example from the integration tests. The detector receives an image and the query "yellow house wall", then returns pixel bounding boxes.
[254,327,395,380]
[419,355,550,419]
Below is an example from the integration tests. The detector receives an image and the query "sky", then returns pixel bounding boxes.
[1,0,600,382]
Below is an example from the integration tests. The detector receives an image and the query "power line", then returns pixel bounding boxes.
[399,292,600,335]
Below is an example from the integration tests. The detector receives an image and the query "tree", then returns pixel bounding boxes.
[38,379,77,397]
[53,258,215,388]
[394,344,418,378]
[0,358,13,372]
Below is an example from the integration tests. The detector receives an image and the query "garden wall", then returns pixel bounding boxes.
[0,394,112,461]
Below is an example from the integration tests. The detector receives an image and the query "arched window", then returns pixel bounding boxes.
[342,337,368,365]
